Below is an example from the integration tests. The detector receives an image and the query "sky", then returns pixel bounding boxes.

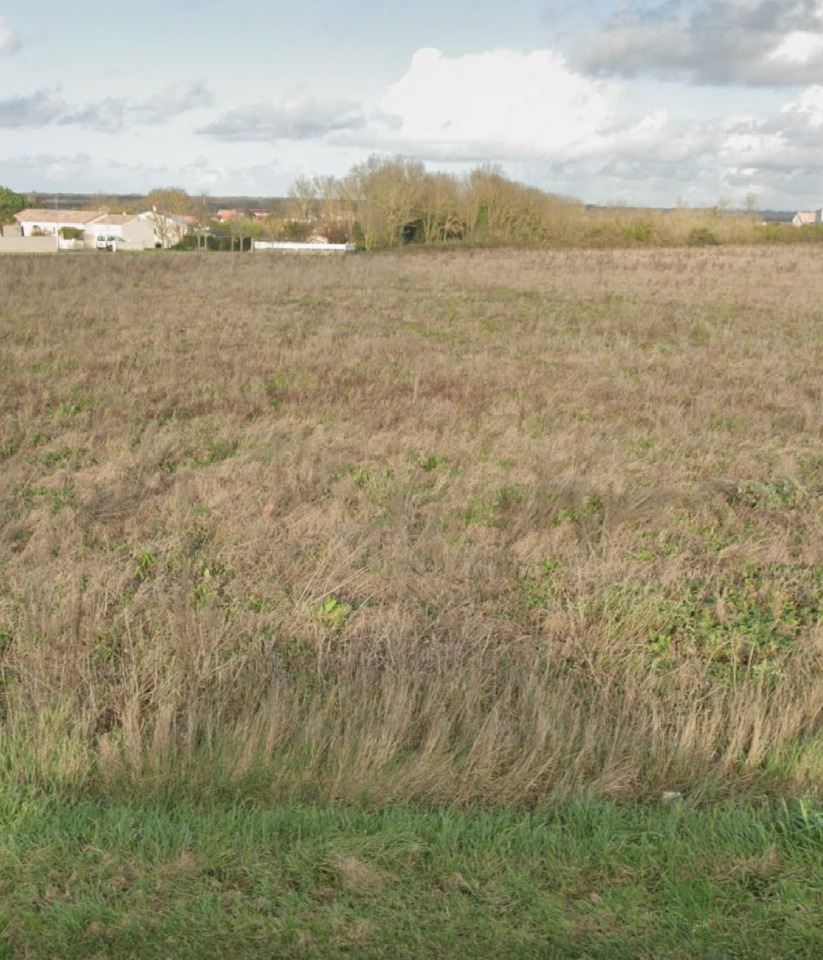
[2,0,823,209]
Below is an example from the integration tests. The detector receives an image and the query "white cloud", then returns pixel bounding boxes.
[376,47,616,161]
[782,84,823,126]
[0,16,21,56]
[769,30,823,64]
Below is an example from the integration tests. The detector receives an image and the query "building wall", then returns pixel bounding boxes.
[84,225,123,247]
[83,219,157,250]
[122,218,158,249]
[0,236,60,254]
[138,212,187,248]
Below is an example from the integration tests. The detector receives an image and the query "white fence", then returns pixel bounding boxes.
[253,241,356,253]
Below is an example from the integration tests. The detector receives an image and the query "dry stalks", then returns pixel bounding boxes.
[1,247,822,804]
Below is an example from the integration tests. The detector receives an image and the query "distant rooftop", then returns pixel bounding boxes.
[93,213,139,225]
[14,209,104,224]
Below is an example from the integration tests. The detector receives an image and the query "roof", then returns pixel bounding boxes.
[793,211,816,224]
[93,214,138,225]
[14,209,104,224]
[140,211,197,225]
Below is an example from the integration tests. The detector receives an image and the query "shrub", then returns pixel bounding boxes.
[318,221,354,244]
[621,223,652,243]
[688,226,720,246]
[351,220,366,250]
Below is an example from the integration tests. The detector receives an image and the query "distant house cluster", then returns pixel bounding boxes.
[216,208,270,222]
[1,208,198,251]
[792,208,823,227]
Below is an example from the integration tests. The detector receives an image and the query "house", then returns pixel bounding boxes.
[217,208,245,222]
[88,214,157,249]
[14,208,167,249]
[792,210,817,226]
[137,211,194,248]
[14,209,105,238]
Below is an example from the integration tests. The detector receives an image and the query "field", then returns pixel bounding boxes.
[2,246,823,956]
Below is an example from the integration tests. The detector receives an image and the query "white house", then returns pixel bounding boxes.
[793,210,818,226]
[138,211,195,248]
[90,214,157,249]
[13,207,185,249]
[14,209,105,239]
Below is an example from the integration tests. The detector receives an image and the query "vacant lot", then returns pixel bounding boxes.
[2,246,823,955]
[1,246,822,804]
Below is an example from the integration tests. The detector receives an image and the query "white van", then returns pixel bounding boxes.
[95,235,119,250]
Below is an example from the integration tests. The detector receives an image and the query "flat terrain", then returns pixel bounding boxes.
[1,246,823,954]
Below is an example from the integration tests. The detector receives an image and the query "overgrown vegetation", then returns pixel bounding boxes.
[277,158,775,250]
[1,247,823,952]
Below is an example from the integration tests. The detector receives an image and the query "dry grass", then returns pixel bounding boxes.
[1,246,822,804]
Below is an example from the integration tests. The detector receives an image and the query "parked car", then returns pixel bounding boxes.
[95,235,119,250]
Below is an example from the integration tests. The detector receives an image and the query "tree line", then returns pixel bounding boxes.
[4,157,814,250]
[141,159,780,251]
[284,156,583,249]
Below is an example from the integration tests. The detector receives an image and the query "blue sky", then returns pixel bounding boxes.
[2,1,823,208]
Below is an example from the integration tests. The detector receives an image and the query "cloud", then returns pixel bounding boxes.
[0,149,288,197]
[58,99,128,134]
[4,80,213,133]
[575,0,823,86]
[0,89,66,128]
[136,79,214,124]
[373,48,617,161]
[0,152,92,187]
[718,84,823,173]
[566,81,823,205]
[0,16,21,56]
[198,93,365,141]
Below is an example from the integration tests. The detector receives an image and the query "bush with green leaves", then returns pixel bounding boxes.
[688,226,720,246]
[0,185,25,224]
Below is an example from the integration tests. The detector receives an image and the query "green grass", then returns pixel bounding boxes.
[2,788,823,958]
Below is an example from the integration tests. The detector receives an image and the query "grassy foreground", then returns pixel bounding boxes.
[2,789,823,959]
[1,246,823,953]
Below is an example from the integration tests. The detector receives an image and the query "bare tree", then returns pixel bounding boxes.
[349,155,425,248]
[419,172,463,243]
[287,177,318,223]
[143,187,200,249]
